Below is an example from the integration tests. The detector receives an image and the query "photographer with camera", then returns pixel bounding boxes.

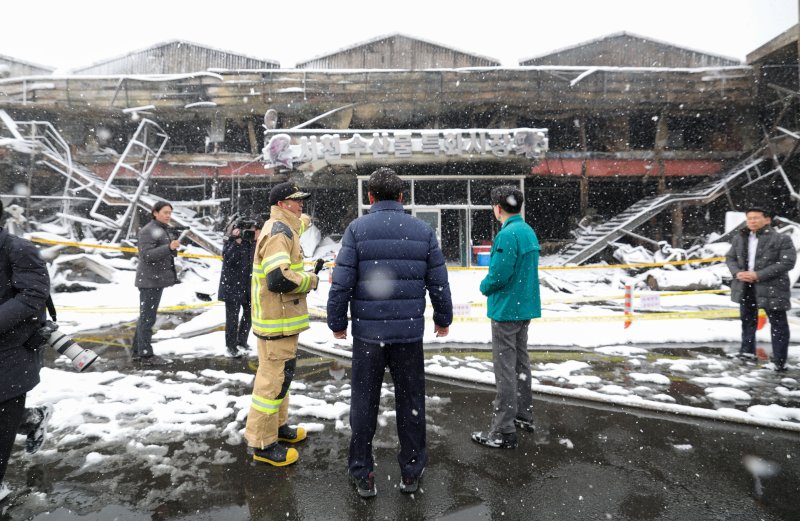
[131,201,181,367]
[218,216,262,358]
[0,200,53,503]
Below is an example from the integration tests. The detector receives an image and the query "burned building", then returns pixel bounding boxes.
[0,30,794,264]
[0,53,53,78]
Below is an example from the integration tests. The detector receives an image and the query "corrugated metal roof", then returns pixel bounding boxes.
[519,31,741,67]
[746,23,798,64]
[0,53,54,77]
[296,33,500,68]
[71,39,279,74]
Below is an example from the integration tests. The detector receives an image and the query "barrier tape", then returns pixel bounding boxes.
[542,257,726,271]
[461,288,731,308]
[57,301,222,314]
[447,308,762,324]
[305,305,757,324]
[62,300,757,325]
[29,237,726,271]
[71,337,130,348]
[446,256,726,271]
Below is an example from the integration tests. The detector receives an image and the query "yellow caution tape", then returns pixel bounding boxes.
[32,237,140,253]
[448,256,726,271]
[308,306,758,324]
[29,237,322,264]
[463,288,731,308]
[541,257,726,271]
[31,237,222,260]
[30,237,726,271]
[448,308,760,323]
[71,337,130,348]
[57,301,223,314]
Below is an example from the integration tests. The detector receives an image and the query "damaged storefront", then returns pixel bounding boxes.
[264,127,547,266]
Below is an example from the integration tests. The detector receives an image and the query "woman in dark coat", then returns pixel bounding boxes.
[132,201,180,366]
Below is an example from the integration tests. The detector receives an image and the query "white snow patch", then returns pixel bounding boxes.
[691,376,749,388]
[598,385,631,396]
[705,387,752,402]
[747,404,800,422]
[594,346,647,356]
[629,373,671,385]
[82,452,107,468]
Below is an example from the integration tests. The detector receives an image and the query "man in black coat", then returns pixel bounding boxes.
[218,219,259,358]
[0,201,52,502]
[726,207,797,372]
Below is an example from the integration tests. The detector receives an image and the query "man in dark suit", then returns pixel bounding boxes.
[726,206,797,372]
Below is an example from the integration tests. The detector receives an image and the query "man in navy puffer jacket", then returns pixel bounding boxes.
[328,168,452,498]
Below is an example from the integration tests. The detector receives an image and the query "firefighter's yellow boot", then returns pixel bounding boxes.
[278,424,307,443]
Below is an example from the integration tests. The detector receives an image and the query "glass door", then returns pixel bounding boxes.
[414,209,441,242]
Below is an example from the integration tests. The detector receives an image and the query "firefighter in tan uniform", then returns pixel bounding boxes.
[246,182,319,466]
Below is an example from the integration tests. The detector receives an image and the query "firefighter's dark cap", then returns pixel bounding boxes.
[269,182,310,206]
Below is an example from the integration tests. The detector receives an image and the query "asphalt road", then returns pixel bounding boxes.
[2,349,799,521]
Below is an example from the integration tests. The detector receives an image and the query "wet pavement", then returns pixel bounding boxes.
[417,344,800,414]
[2,330,800,520]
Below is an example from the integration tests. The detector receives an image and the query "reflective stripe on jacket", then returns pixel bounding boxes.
[251,206,318,337]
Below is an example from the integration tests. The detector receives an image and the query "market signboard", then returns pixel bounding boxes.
[264,128,548,170]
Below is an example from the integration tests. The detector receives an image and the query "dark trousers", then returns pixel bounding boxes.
[132,287,163,357]
[0,394,26,484]
[349,338,427,480]
[740,284,790,365]
[224,298,252,348]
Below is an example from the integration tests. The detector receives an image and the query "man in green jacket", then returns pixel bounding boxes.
[472,186,541,449]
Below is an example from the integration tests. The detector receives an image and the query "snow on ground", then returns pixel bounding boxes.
[22,366,353,477]
[38,249,800,436]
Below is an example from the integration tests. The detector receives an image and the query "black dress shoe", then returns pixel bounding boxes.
[400,468,424,494]
[351,471,377,498]
[471,430,518,449]
[514,417,535,433]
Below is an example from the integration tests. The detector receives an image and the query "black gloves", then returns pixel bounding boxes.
[313,258,325,275]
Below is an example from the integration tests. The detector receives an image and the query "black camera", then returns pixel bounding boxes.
[234,219,257,241]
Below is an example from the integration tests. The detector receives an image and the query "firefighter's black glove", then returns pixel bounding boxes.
[313,258,325,275]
